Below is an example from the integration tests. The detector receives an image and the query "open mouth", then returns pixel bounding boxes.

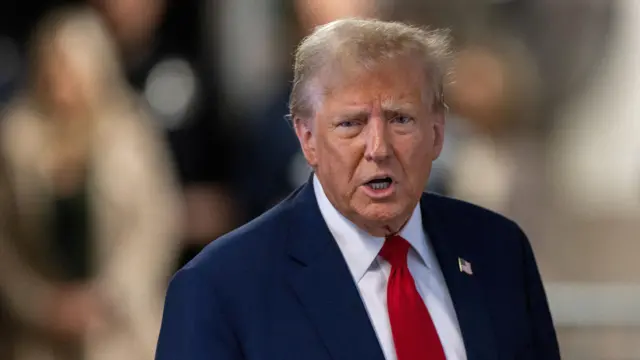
[365,177,393,190]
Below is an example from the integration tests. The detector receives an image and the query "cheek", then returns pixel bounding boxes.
[416,124,438,160]
[323,136,360,168]
[318,137,364,193]
[395,136,433,184]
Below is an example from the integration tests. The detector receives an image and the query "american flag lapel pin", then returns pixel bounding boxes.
[458,257,473,275]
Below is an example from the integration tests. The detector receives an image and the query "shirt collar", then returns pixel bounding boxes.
[398,200,431,270]
[313,175,431,283]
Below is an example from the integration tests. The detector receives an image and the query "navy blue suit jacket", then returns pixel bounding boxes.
[156,179,561,360]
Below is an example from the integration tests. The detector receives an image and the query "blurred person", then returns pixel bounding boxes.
[0,6,182,360]
[156,19,560,360]
[443,41,541,213]
[94,0,240,265]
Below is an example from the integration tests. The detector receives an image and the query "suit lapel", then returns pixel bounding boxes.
[421,195,498,360]
[286,180,385,360]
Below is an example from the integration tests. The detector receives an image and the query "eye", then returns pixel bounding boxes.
[337,120,360,128]
[391,115,414,125]
[333,118,364,137]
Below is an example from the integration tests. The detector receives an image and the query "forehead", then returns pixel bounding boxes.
[319,58,428,112]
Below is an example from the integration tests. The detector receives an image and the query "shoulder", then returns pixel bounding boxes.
[96,100,172,170]
[424,192,521,231]
[422,192,527,254]
[179,191,299,280]
[164,195,299,314]
[423,193,537,285]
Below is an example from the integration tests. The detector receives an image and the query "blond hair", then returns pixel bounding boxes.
[289,18,452,119]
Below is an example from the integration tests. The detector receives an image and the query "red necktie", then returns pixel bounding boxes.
[379,235,446,360]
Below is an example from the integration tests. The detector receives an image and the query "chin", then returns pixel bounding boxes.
[357,202,405,224]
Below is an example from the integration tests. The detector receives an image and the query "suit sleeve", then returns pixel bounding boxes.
[518,227,562,359]
[155,266,244,360]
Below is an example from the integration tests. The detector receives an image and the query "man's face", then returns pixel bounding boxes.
[295,59,445,236]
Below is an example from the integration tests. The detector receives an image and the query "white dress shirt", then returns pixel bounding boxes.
[313,175,467,360]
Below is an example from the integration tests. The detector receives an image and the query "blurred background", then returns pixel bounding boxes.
[0,0,638,359]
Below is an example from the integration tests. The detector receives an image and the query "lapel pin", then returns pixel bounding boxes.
[458,257,473,275]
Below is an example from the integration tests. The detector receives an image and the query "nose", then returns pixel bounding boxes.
[364,116,391,162]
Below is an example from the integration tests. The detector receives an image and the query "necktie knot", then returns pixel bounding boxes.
[379,235,411,268]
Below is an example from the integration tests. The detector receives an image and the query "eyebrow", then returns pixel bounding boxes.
[380,99,417,114]
[334,105,416,120]
[335,109,371,121]
[381,103,419,120]
[331,98,419,121]
[382,109,406,119]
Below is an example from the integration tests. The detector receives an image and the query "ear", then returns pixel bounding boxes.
[293,117,318,167]
[431,111,445,160]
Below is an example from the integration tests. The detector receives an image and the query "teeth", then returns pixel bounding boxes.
[371,182,390,190]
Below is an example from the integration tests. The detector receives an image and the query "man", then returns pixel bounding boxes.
[156,19,561,360]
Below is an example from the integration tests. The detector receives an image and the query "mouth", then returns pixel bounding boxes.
[361,175,395,198]
[364,176,393,190]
